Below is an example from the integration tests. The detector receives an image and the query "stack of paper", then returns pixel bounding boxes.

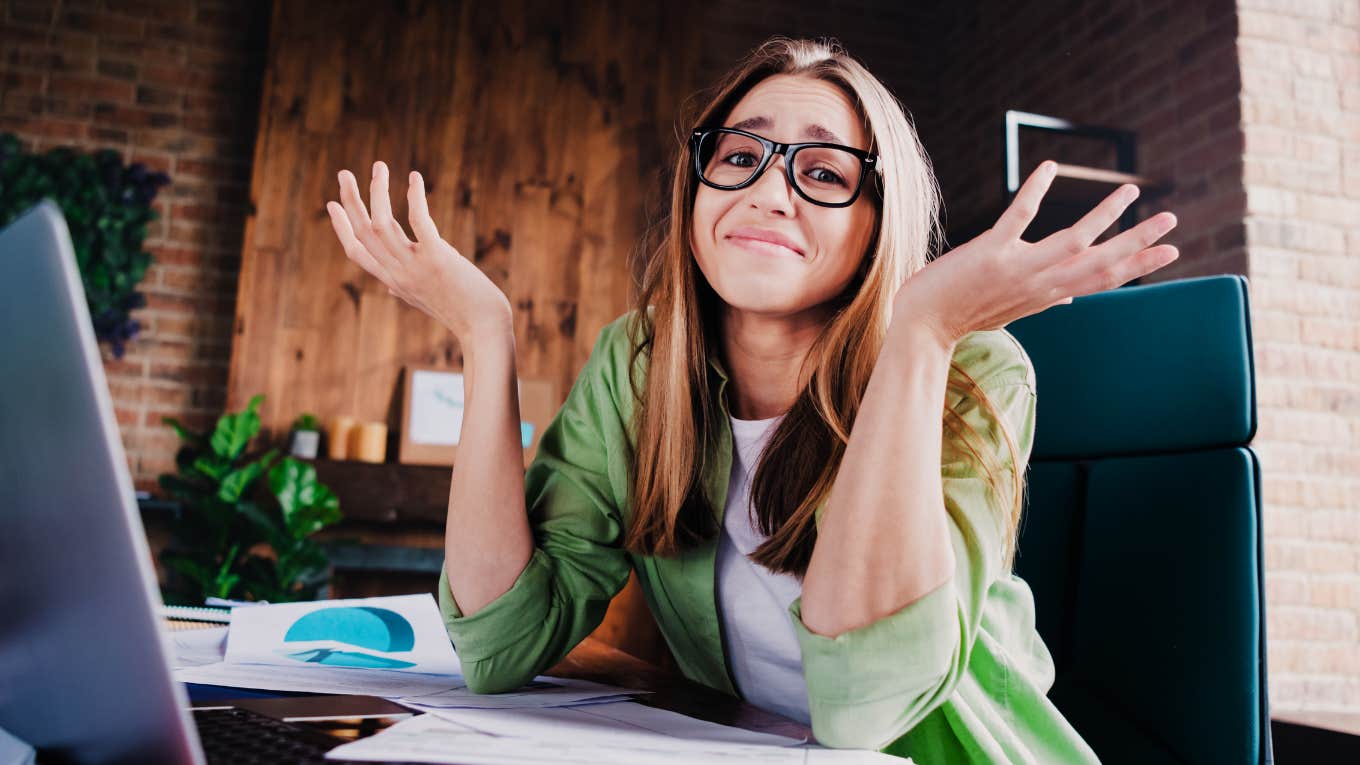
[325,704,911,764]
[170,594,637,709]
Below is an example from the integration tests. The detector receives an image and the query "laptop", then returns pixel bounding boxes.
[0,201,389,763]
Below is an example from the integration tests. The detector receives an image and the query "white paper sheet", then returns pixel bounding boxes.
[419,700,805,749]
[173,661,641,710]
[399,677,642,709]
[226,594,461,677]
[176,661,463,698]
[167,626,228,668]
[325,712,909,764]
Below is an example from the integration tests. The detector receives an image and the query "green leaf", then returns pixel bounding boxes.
[209,394,265,460]
[161,416,203,445]
[269,457,342,539]
[217,449,277,504]
[192,454,230,482]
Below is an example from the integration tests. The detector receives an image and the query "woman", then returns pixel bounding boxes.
[327,37,1177,762]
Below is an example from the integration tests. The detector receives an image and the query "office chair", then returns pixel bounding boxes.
[1007,274,1272,764]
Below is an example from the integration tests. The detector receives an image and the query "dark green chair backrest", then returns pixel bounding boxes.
[1007,275,1271,764]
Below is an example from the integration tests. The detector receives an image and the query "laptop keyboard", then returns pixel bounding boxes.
[193,707,337,764]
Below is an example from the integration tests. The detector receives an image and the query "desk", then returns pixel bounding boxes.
[188,635,813,749]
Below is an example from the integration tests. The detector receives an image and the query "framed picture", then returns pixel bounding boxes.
[397,365,559,467]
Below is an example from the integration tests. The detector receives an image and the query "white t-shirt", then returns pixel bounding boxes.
[715,413,812,725]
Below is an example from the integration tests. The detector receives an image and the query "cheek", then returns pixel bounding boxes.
[690,191,725,265]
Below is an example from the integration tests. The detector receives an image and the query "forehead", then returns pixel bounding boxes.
[724,74,866,149]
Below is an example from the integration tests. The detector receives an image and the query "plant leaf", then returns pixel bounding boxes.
[210,394,265,460]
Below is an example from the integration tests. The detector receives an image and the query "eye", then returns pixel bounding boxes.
[805,166,847,187]
[722,150,760,168]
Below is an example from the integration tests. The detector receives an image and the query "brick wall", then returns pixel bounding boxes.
[1238,0,1360,731]
[0,0,269,493]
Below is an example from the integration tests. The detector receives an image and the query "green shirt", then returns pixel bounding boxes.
[438,310,1099,763]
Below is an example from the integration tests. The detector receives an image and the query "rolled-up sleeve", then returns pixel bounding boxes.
[789,359,1038,750]
[438,325,633,694]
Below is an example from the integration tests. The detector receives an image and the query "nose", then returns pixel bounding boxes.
[745,153,795,215]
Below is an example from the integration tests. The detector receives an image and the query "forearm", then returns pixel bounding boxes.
[800,317,957,637]
[443,322,534,616]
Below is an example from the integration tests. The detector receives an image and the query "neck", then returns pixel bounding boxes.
[719,304,829,420]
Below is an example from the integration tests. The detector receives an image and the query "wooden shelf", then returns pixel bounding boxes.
[310,458,452,525]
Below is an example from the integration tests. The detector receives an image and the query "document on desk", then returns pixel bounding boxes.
[175,661,639,708]
[225,593,461,676]
[172,592,642,708]
[167,626,229,668]
[325,710,913,764]
[417,700,805,749]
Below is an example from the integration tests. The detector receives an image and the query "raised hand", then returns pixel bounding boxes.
[894,160,1179,346]
[326,161,512,342]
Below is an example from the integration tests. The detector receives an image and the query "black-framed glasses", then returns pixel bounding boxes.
[689,127,879,208]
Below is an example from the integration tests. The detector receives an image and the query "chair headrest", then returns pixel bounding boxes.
[1007,275,1257,459]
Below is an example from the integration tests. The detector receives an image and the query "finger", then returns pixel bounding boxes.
[338,168,396,264]
[1039,183,1139,260]
[406,171,442,244]
[327,201,394,283]
[1071,243,1179,295]
[369,161,414,257]
[1096,211,1178,260]
[993,160,1058,240]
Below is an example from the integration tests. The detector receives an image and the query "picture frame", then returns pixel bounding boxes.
[397,365,559,468]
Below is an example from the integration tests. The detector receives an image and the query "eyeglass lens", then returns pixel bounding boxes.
[696,130,862,206]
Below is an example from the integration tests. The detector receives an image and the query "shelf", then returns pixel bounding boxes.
[309,458,452,525]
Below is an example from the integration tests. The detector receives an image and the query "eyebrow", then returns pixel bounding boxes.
[727,115,847,145]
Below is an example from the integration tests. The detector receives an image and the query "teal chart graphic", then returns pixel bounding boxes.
[277,606,418,669]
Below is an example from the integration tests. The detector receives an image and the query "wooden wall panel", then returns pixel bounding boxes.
[226,0,702,665]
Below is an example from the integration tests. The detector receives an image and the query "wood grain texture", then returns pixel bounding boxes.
[227,0,703,666]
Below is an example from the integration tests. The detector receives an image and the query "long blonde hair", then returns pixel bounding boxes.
[625,36,1026,575]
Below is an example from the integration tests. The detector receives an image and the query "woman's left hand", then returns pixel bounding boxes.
[894,160,1179,347]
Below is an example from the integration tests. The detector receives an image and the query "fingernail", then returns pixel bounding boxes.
[1043,160,1057,175]
[373,161,382,175]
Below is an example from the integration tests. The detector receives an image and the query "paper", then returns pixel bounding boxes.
[419,700,805,749]
[226,594,460,676]
[323,712,817,764]
[326,712,911,764]
[177,662,464,698]
[401,677,642,710]
[168,626,228,668]
[173,662,639,710]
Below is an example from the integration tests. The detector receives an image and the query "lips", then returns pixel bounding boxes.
[725,226,805,258]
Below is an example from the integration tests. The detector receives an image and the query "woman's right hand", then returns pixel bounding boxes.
[326,161,512,341]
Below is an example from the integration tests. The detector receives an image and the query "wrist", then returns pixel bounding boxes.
[458,318,517,369]
[888,310,960,356]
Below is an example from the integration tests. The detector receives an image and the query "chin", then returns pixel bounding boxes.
[708,280,811,317]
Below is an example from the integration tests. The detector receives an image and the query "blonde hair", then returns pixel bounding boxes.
[625,36,1025,574]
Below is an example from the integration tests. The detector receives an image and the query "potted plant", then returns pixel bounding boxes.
[158,394,343,604]
[289,412,322,460]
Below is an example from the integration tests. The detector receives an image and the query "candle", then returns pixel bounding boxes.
[349,421,388,464]
[327,416,356,460]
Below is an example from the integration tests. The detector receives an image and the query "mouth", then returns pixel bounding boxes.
[726,235,805,259]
